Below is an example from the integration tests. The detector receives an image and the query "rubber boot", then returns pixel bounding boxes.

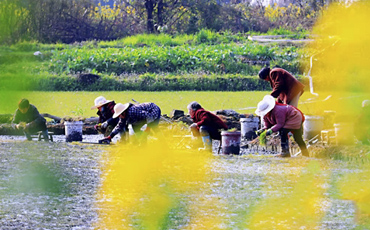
[42,130,49,142]
[24,132,32,141]
[301,149,309,157]
[199,135,212,152]
[276,142,290,157]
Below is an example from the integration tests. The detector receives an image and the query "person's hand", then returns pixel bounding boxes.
[16,122,27,130]
[94,124,101,130]
[189,123,197,129]
[265,129,273,136]
[255,129,265,136]
[101,121,108,129]
[99,136,111,144]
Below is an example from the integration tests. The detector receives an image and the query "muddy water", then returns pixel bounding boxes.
[0,136,108,229]
[0,136,365,229]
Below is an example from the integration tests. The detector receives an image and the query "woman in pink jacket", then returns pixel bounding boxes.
[255,95,309,157]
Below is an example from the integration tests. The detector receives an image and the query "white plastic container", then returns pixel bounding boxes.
[303,115,324,140]
[240,117,259,140]
[64,121,83,142]
[334,123,354,145]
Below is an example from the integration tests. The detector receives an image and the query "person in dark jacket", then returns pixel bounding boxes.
[12,98,48,141]
[354,100,370,145]
[187,101,228,151]
[99,102,161,144]
[258,66,305,107]
[255,95,309,157]
[91,96,119,137]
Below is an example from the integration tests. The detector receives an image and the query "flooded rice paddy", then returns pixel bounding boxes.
[0,135,368,229]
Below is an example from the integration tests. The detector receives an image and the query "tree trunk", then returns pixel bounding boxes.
[145,0,155,33]
[157,0,163,29]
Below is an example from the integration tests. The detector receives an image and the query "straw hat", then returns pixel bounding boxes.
[113,103,130,118]
[91,96,112,110]
[255,95,276,117]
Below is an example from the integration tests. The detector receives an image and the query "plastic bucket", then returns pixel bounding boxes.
[303,115,324,140]
[64,121,83,142]
[221,131,241,155]
[240,117,259,140]
[334,123,354,145]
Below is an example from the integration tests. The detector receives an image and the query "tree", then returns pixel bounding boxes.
[119,0,195,34]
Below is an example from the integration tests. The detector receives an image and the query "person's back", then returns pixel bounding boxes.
[13,104,44,124]
[263,103,303,132]
[126,102,161,125]
[192,108,228,131]
[259,67,304,107]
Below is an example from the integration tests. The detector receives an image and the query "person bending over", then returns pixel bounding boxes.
[255,95,309,157]
[187,101,228,152]
[258,66,304,107]
[99,102,161,144]
[12,98,49,141]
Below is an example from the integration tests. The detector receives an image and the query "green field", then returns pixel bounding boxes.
[2,91,267,117]
[2,91,369,120]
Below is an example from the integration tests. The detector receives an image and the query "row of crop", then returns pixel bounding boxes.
[48,42,302,76]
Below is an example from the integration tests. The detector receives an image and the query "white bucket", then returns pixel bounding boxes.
[334,123,354,145]
[240,117,259,140]
[64,121,83,142]
[221,131,241,155]
[303,115,324,140]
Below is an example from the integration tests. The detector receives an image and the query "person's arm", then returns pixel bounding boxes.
[11,110,20,129]
[109,118,127,139]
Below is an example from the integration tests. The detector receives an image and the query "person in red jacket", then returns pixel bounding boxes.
[255,95,309,157]
[187,101,228,151]
[258,66,304,107]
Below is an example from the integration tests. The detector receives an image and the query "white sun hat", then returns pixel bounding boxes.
[113,103,130,118]
[362,100,370,108]
[91,96,112,110]
[255,95,276,117]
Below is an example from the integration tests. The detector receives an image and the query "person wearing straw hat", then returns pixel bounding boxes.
[91,96,119,137]
[258,66,304,107]
[255,95,309,157]
[354,100,370,145]
[99,102,161,144]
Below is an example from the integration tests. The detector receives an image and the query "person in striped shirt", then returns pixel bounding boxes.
[99,102,161,144]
